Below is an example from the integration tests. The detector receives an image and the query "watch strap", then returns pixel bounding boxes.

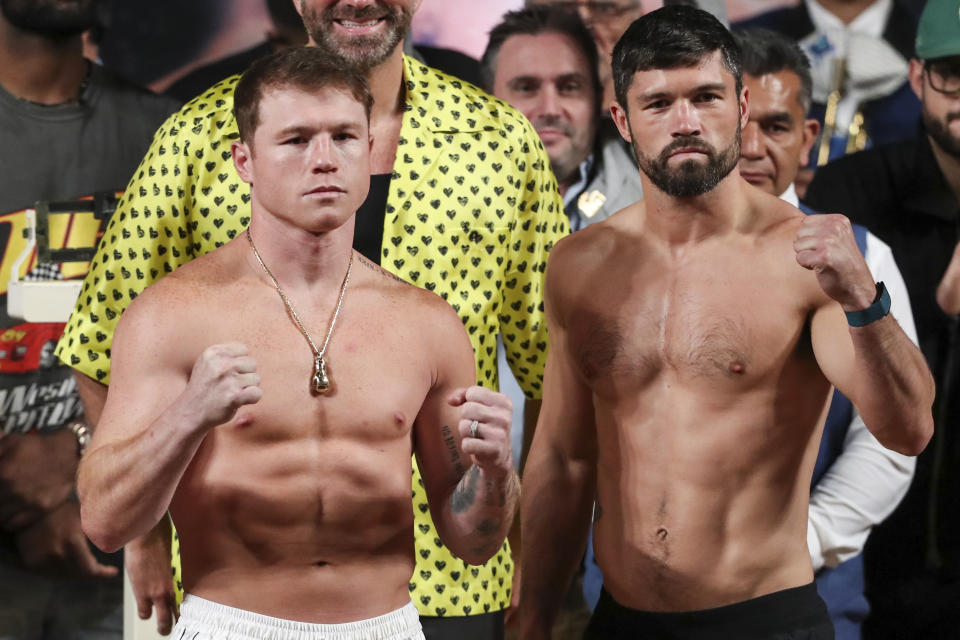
[845,281,891,327]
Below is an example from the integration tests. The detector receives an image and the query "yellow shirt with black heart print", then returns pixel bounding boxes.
[57,56,568,617]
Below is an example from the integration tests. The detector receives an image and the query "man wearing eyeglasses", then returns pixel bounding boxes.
[804,0,960,636]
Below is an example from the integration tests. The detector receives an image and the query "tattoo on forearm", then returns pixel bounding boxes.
[484,477,507,508]
[451,466,481,513]
[441,425,465,476]
[475,518,500,536]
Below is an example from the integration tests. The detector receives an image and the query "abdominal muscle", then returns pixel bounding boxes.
[169,429,418,624]
[592,383,826,612]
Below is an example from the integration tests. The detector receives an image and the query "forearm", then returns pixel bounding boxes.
[78,401,206,552]
[518,450,595,635]
[847,316,935,455]
[438,464,520,565]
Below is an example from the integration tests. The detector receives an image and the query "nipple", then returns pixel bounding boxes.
[234,413,254,428]
[728,361,746,375]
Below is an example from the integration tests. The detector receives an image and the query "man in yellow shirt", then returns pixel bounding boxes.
[57,0,566,637]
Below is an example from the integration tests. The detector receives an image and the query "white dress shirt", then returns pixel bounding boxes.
[783,182,917,570]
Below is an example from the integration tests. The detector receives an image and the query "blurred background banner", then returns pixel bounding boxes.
[93,0,803,94]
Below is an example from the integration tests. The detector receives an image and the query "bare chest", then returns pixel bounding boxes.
[568,263,808,393]
[189,299,432,444]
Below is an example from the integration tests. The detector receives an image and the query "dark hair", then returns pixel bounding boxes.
[233,46,373,144]
[612,4,742,110]
[734,28,813,113]
[266,0,304,32]
[481,5,601,103]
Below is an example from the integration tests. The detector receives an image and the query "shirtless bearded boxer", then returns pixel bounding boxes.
[76,48,518,639]
[518,7,935,639]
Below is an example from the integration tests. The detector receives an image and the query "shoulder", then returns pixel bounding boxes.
[150,75,239,147]
[354,253,450,314]
[117,243,235,329]
[546,209,627,296]
[404,55,542,152]
[90,66,182,119]
[746,187,807,247]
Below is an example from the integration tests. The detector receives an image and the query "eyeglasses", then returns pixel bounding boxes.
[925,62,960,96]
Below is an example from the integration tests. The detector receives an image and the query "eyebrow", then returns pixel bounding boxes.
[275,121,362,137]
[638,82,728,103]
[755,111,794,125]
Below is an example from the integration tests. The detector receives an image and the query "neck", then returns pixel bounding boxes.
[0,16,88,104]
[641,170,748,248]
[929,135,960,205]
[367,44,406,125]
[812,0,878,25]
[246,207,356,295]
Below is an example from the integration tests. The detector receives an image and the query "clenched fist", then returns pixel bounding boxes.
[181,343,262,431]
[448,386,513,479]
[794,214,876,311]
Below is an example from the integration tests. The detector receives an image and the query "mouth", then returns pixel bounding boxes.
[668,148,709,161]
[333,17,388,34]
[536,127,569,144]
[305,186,346,197]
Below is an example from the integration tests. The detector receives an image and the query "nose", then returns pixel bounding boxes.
[670,99,701,137]
[310,137,337,173]
[536,85,563,119]
[740,121,763,159]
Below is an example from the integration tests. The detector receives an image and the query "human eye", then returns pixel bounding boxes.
[511,79,539,95]
[559,79,585,95]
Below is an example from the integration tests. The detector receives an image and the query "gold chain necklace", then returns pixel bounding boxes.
[246,227,353,394]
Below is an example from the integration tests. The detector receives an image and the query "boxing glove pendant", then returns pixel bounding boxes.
[313,354,330,393]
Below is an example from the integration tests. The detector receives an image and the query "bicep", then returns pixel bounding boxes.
[809,300,857,400]
[413,307,479,506]
[90,297,190,453]
[530,321,596,465]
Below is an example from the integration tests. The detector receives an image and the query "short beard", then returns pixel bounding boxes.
[1,0,99,37]
[923,104,960,160]
[301,1,412,73]
[635,125,741,198]
[535,115,590,187]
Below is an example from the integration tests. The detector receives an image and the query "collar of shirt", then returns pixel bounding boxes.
[564,154,595,231]
[806,0,892,44]
[780,182,800,208]
[564,154,594,209]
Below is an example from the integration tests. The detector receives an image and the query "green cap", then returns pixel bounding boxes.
[917,0,960,60]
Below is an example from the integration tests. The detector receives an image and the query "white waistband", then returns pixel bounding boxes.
[174,594,423,640]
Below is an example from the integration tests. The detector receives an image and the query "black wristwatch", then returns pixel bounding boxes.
[68,421,92,457]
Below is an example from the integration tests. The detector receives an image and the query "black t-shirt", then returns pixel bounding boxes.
[354,174,391,265]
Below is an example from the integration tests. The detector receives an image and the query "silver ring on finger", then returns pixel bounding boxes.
[469,419,480,439]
